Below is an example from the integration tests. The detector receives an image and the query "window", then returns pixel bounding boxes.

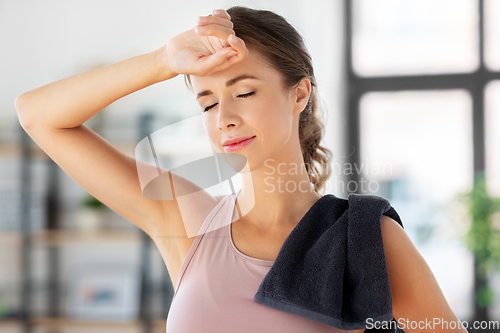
[352,0,478,76]
[485,0,500,70]
[345,0,500,321]
[485,81,500,196]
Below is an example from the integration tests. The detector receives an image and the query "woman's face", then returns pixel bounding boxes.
[191,49,304,172]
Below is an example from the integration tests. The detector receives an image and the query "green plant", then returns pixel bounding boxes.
[458,171,500,307]
[81,194,106,209]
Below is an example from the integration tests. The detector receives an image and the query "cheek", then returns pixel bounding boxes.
[257,99,294,143]
[202,116,218,144]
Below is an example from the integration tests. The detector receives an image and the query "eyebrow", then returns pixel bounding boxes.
[196,74,260,100]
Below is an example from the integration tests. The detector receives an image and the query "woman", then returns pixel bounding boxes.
[15,5,467,333]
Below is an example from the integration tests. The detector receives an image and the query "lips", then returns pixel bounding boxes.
[223,136,256,152]
[223,135,256,146]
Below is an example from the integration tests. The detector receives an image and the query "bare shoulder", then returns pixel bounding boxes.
[379,214,421,292]
[380,215,466,332]
[380,215,405,240]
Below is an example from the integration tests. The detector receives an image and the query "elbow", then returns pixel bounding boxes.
[15,93,28,114]
[15,93,34,130]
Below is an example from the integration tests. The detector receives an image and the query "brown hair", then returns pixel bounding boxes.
[185,5,332,194]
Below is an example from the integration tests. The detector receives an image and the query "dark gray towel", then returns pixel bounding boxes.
[254,193,404,331]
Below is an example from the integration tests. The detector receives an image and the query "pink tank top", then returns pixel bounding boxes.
[166,190,351,333]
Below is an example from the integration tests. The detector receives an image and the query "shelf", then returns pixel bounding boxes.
[3,115,171,333]
[0,142,137,159]
[0,319,19,327]
[0,135,214,159]
[0,317,166,329]
[0,229,143,246]
[32,317,166,328]
[0,142,49,159]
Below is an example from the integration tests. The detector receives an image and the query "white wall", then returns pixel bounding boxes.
[0,0,345,186]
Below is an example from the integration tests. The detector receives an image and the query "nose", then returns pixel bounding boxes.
[217,101,238,130]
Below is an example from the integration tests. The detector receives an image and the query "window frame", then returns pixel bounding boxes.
[344,0,498,188]
[343,0,496,323]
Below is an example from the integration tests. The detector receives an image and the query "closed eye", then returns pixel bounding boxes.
[203,92,256,112]
[238,91,255,98]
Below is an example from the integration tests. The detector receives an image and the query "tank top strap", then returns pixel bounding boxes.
[173,189,242,295]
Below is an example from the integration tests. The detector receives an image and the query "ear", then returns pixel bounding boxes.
[292,78,312,116]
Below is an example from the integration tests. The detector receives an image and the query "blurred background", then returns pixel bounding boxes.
[0,0,499,332]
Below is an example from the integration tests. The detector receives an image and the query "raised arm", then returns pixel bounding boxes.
[14,9,248,242]
[15,49,175,130]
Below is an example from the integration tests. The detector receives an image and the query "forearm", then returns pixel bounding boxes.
[16,48,176,129]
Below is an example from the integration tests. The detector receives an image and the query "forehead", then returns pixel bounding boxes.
[190,49,278,91]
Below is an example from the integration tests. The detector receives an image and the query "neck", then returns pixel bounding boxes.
[234,150,323,232]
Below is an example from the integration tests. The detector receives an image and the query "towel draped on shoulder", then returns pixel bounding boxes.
[254,193,404,332]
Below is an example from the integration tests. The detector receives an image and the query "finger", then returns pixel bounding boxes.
[197,15,233,29]
[226,34,248,60]
[195,24,234,40]
[201,50,244,76]
[220,38,230,48]
[211,9,231,20]
[195,48,235,75]
[208,35,230,49]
